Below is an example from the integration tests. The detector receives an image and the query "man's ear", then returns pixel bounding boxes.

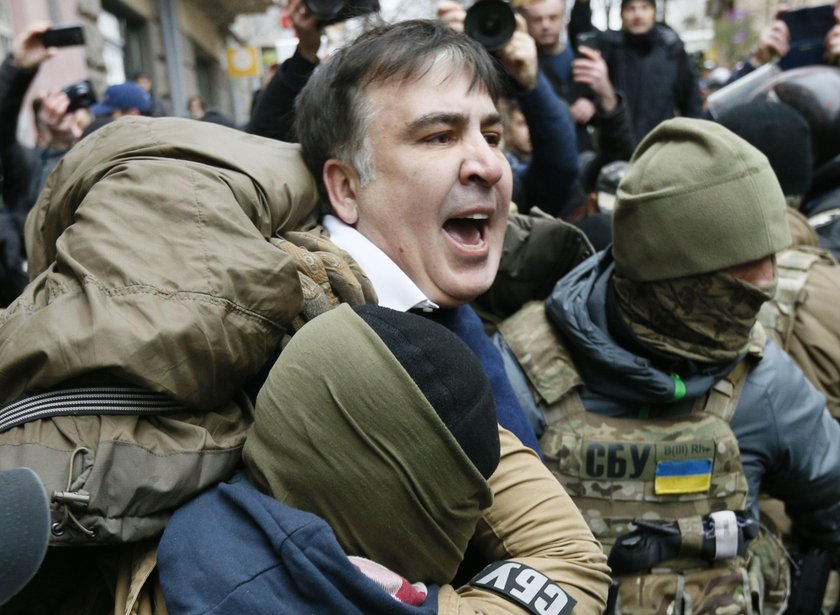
[323,159,360,225]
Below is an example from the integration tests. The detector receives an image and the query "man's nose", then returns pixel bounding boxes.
[459,136,504,187]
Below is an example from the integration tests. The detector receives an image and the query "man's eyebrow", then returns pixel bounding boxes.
[404,111,504,136]
[404,112,467,136]
[481,112,504,128]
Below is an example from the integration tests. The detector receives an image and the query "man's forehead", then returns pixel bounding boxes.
[365,62,495,112]
[623,0,652,9]
[524,0,564,14]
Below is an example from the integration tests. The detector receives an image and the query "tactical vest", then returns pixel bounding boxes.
[757,246,840,420]
[758,247,826,351]
[757,246,840,612]
[499,301,790,614]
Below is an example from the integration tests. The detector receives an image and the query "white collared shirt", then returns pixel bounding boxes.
[322,214,438,313]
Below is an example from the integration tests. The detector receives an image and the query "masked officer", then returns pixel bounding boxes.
[495,117,840,613]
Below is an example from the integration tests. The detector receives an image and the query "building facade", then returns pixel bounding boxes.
[3,0,273,145]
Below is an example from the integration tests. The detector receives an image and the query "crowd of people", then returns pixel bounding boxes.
[1,0,840,613]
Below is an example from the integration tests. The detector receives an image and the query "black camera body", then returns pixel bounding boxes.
[575,30,600,56]
[303,0,380,25]
[62,79,97,112]
[464,0,516,53]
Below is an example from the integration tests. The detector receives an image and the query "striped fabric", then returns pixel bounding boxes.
[0,387,184,433]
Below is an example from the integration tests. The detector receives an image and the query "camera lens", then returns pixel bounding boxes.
[465,0,516,53]
[303,0,344,22]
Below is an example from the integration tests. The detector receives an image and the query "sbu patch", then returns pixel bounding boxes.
[470,561,576,615]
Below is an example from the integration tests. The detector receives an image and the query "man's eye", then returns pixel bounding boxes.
[484,132,502,147]
[425,133,453,145]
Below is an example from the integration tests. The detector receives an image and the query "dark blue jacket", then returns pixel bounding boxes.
[158,473,440,615]
[508,72,579,218]
[430,304,541,454]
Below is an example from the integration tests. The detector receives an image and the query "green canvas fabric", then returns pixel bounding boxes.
[243,304,493,584]
[2,116,319,409]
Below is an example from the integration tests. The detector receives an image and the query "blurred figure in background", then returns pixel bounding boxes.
[0,22,94,306]
[131,70,168,117]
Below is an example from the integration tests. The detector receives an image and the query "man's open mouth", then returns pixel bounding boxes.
[443,213,489,248]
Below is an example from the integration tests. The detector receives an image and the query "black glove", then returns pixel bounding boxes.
[608,512,759,575]
[608,520,681,575]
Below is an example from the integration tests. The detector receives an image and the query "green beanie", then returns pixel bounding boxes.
[612,118,791,282]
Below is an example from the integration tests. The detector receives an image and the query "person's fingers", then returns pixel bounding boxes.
[576,45,601,61]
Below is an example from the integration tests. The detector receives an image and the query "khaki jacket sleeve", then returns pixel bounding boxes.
[437,427,611,614]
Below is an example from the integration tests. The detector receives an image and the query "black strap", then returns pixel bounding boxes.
[0,386,185,433]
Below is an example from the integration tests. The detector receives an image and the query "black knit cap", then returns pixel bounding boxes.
[717,100,813,198]
[354,305,500,480]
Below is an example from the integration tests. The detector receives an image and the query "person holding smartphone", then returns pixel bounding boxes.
[0,22,92,307]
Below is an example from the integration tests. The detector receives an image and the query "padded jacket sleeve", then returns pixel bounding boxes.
[246,49,318,142]
[514,72,579,217]
[731,342,840,557]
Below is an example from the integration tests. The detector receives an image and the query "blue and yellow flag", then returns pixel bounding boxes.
[654,459,712,494]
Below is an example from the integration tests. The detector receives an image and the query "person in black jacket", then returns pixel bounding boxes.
[0,22,92,306]
[247,0,322,142]
[595,0,703,144]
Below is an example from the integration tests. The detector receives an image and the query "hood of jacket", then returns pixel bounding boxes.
[545,249,736,411]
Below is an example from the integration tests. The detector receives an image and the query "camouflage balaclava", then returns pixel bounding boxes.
[611,118,791,361]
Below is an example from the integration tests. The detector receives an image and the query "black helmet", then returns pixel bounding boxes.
[751,66,840,170]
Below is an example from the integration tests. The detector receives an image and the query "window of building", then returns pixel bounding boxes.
[98,11,126,84]
[98,3,150,84]
[194,44,219,107]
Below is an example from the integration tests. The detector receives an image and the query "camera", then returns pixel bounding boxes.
[62,79,97,112]
[303,0,380,25]
[465,0,516,53]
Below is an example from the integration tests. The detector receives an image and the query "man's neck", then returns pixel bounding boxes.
[322,214,438,313]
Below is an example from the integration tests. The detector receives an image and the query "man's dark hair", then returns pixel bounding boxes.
[295,19,503,206]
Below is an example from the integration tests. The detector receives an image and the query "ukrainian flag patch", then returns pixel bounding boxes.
[654,459,712,494]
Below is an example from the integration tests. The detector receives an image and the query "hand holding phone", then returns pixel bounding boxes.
[40,24,85,48]
[777,4,834,68]
[575,30,600,56]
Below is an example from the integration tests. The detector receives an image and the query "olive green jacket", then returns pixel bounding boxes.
[2,116,318,408]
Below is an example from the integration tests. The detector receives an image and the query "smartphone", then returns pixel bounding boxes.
[40,24,85,48]
[778,4,834,69]
[575,31,600,56]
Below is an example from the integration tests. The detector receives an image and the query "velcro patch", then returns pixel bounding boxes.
[654,458,712,494]
[470,561,576,615]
